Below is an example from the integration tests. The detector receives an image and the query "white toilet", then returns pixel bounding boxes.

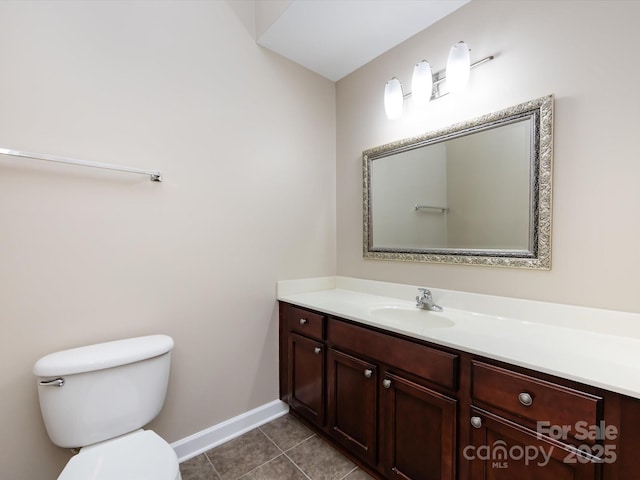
[33,334,181,480]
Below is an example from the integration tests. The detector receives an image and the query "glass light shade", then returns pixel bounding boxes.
[446,41,471,94]
[384,77,404,120]
[411,60,433,108]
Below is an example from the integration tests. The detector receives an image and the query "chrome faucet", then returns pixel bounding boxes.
[416,288,443,312]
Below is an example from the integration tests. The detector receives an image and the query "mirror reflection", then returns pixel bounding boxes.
[363,95,553,269]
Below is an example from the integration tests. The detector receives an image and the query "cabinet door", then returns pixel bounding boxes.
[327,348,378,465]
[468,407,600,480]
[288,333,325,427]
[381,372,457,480]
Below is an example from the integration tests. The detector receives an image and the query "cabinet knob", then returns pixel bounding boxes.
[364,369,373,378]
[382,379,392,389]
[518,392,533,407]
[470,416,482,429]
[299,318,308,325]
[314,347,322,354]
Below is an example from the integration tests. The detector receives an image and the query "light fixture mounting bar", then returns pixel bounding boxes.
[403,54,495,100]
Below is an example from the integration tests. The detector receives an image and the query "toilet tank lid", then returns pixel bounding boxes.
[33,335,174,377]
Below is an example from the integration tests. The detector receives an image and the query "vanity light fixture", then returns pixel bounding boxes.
[383,41,494,120]
[411,60,433,108]
[383,77,404,120]
[446,41,471,94]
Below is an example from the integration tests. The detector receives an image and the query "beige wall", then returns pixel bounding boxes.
[0,2,335,479]
[336,0,640,313]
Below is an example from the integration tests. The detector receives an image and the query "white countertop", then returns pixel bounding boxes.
[277,277,640,399]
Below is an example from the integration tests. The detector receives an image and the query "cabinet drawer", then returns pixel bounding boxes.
[472,361,602,436]
[327,319,458,390]
[287,305,325,341]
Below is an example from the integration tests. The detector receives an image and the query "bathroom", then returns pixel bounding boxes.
[1,1,639,479]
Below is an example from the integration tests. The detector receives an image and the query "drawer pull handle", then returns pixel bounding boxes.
[470,416,483,429]
[314,347,322,354]
[518,392,533,406]
[299,318,308,325]
[383,379,392,389]
[364,369,373,378]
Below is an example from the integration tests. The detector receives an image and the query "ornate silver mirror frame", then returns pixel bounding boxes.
[363,95,553,269]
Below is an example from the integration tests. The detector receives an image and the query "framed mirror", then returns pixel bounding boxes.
[363,95,553,269]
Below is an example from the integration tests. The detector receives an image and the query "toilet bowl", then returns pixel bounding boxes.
[58,430,180,480]
[33,335,181,480]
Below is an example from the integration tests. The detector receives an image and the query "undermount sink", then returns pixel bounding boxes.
[368,305,455,328]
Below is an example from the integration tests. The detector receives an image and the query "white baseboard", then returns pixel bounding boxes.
[171,399,289,463]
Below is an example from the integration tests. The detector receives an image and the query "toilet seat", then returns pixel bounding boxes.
[58,430,181,480]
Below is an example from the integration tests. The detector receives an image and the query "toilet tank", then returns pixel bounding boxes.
[33,335,174,449]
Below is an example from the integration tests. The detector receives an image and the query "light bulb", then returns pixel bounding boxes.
[384,77,404,120]
[446,41,471,94]
[411,60,433,108]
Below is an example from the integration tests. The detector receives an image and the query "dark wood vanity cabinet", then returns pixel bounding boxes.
[325,346,457,478]
[467,360,604,479]
[381,371,457,479]
[281,305,326,428]
[467,407,599,480]
[326,348,378,464]
[288,333,325,427]
[281,302,458,479]
[279,301,640,480]
[326,316,458,478]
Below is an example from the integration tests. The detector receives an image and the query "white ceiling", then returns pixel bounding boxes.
[257,0,470,82]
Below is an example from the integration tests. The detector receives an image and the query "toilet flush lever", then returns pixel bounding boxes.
[39,378,65,387]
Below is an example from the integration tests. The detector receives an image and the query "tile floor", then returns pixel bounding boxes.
[179,414,375,480]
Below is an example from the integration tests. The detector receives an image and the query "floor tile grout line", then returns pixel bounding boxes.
[280,433,361,480]
[280,450,314,480]
[257,426,286,455]
[258,423,318,456]
[185,418,365,480]
[221,427,291,479]
[234,453,293,480]
[258,426,315,480]
[281,432,317,454]
[338,466,359,480]
[203,451,223,480]
[202,428,284,480]
[227,428,286,480]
